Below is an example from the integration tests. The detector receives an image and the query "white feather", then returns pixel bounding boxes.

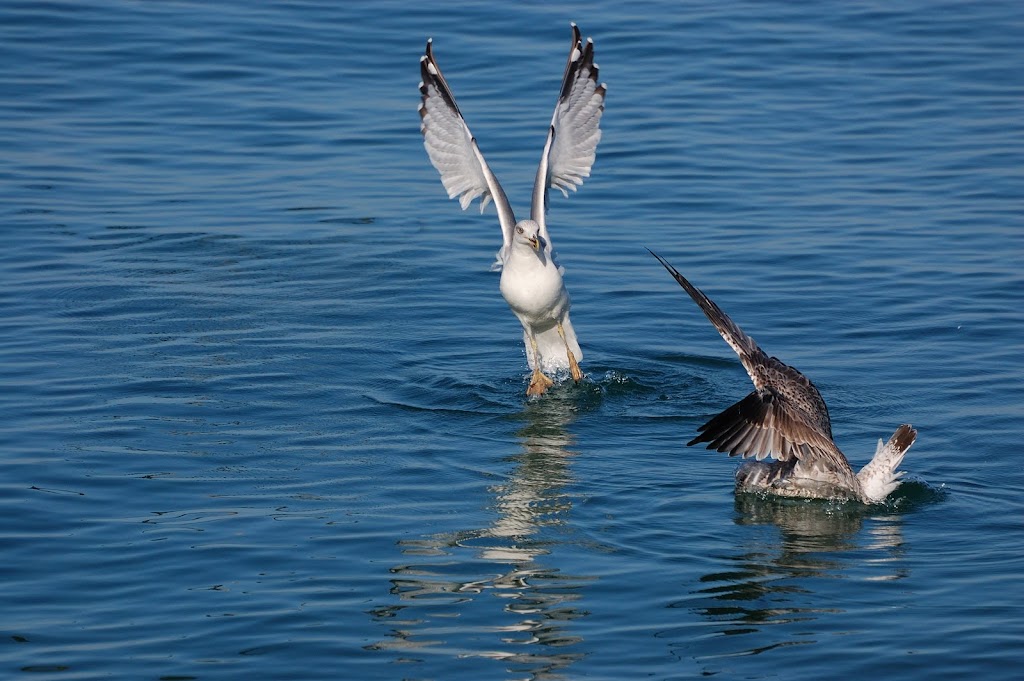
[857,431,912,503]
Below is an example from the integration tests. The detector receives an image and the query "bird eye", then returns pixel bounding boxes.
[516,226,524,234]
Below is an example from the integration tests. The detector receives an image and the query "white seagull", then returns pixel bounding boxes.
[649,250,917,504]
[419,24,606,396]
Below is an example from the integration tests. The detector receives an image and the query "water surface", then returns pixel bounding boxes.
[1,1,1022,679]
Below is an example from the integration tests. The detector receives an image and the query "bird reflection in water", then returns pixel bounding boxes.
[670,493,907,668]
[368,392,594,679]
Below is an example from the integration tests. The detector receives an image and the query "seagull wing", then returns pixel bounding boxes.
[420,39,516,259]
[649,250,852,474]
[531,23,607,243]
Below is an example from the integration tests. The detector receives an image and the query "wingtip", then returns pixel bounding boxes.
[646,248,678,275]
[569,23,583,55]
[421,39,434,73]
[420,41,452,103]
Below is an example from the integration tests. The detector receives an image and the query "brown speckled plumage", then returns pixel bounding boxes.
[650,250,917,502]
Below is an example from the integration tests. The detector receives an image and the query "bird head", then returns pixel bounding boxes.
[513,220,545,252]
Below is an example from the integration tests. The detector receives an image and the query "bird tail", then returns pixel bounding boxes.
[856,424,917,503]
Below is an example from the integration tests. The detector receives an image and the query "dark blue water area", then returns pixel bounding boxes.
[1,1,1022,679]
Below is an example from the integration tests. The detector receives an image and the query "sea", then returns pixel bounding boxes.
[1,1,1022,679]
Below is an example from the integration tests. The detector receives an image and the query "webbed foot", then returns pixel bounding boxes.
[526,369,555,396]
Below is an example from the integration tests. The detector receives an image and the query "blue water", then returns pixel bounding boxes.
[2,1,1022,679]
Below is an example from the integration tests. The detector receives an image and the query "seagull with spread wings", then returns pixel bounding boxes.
[419,24,606,395]
[649,250,917,503]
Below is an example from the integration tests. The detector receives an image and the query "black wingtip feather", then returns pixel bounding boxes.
[557,24,600,104]
[647,249,737,337]
[419,38,462,118]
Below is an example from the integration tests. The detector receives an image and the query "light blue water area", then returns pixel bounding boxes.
[1,1,1022,679]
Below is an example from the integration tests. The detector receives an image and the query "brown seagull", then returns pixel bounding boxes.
[650,250,916,503]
